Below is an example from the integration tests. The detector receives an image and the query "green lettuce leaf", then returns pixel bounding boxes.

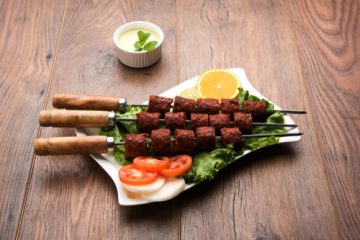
[98,94,286,182]
[115,106,143,134]
[99,107,143,165]
[99,123,123,142]
[238,87,274,109]
[183,89,286,183]
[244,111,285,150]
[113,145,132,166]
[183,145,237,183]
[238,87,249,102]
[99,114,132,166]
[236,87,284,150]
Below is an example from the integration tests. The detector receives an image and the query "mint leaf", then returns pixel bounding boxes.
[143,41,157,51]
[134,41,143,50]
[137,31,150,43]
[134,31,153,51]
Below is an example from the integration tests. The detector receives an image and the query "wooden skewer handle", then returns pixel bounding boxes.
[52,94,120,111]
[34,136,109,156]
[39,110,111,128]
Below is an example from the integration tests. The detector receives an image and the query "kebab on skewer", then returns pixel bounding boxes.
[124,127,302,157]
[39,110,297,134]
[33,128,302,198]
[34,129,302,157]
[39,96,301,156]
[52,94,306,117]
[36,93,304,194]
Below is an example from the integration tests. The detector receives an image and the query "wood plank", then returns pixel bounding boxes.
[289,0,360,238]
[178,0,340,239]
[18,0,179,239]
[0,0,65,238]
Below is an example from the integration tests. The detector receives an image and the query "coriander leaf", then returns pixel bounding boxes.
[143,41,158,51]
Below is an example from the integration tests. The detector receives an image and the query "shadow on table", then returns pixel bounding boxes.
[177,143,299,207]
[120,142,299,221]
[37,142,299,224]
[113,56,165,83]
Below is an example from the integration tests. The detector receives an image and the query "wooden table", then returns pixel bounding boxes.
[1,0,359,239]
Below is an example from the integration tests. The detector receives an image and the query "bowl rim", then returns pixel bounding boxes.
[113,21,164,54]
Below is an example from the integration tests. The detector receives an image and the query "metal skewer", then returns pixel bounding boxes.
[110,132,303,146]
[34,132,303,156]
[52,94,307,114]
[265,109,306,114]
[39,110,299,129]
[116,118,298,128]
[126,104,306,115]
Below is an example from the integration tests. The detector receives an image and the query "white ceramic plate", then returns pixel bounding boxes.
[75,68,301,206]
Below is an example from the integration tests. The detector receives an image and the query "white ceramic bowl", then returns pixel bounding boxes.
[113,21,164,68]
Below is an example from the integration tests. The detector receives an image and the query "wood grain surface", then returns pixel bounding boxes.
[0,0,65,239]
[290,1,360,238]
[52,94,121,111]
[18,0,180,239]
[178,0,340,239]
[39,110,110,128]
[0,0,359,239]
[34,136,109,156]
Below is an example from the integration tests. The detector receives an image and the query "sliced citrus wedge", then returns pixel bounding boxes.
[179,88,200,100]
[197,69,240,99]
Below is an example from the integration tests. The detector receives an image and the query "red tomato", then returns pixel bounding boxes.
[160,155,192,177]
[118,165,158,185]
[133,156,170,172]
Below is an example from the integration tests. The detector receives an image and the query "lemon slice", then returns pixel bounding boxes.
[179,88,200,100]
[197,69,240,99]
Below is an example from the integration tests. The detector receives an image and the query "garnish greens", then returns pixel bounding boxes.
[237,87,286,150]
[182,144,238,183]
[99,106,142,166]
[100,88,285,183]
[134,31,158,52]
[115,106,143,134]
[183,88,285,183]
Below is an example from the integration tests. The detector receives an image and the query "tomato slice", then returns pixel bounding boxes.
[118,165,158,185]
[133,156,170,172]
[160,155,192,177]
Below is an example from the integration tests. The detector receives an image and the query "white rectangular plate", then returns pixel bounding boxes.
[76,68,301,206]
